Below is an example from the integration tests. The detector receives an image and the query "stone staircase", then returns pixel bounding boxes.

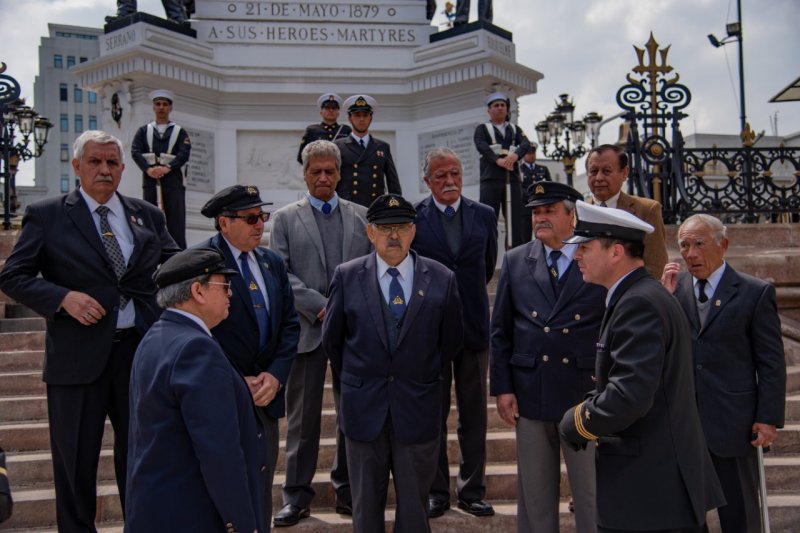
[1,226,800,532]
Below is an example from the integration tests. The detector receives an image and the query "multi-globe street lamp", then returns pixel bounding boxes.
[1,62,53,230]
[535,93,602,187]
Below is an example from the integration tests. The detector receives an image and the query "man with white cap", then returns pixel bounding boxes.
[296,93,352,164]
[131,89,191,248]
[334,95,401,208]
[473,91,530,247]
[559,201,724,532]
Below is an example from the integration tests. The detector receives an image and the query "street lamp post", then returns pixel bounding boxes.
[1,63,53,230]
[535,94,602,187]
[707,0,746,133]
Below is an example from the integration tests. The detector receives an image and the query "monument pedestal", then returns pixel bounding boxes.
[74,0,543,245]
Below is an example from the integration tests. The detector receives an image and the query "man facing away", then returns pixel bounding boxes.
[270,140,371,527]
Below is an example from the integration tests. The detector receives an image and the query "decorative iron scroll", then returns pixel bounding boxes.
[616,34,800,223]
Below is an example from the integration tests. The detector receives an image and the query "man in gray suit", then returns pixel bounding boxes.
[270,140,371,527]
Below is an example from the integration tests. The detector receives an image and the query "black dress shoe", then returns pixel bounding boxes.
[273,504,310,527]
[427,498,450,518]
[457,497,495,517]
[335,501,353,515]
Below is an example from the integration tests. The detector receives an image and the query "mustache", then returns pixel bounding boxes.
[534,221,553,230]
[95,174,114,182]
[386,239,402,247]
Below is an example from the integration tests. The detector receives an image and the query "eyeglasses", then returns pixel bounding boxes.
[224,212,270,225]
[206,281,232,293]
[373,223,414,235]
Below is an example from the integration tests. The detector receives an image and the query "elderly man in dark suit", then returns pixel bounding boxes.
[474,91,530,247]
[334,95,401,207]
[197,186,301,531]
[0,130,180,531]
[585,144,667,278]
[410,147,497,518]
[127,248,265,533]
[559,201,724,532]
[662,214,786,533]
[270,140,371,526]
[491,182,604,533]
[323,194,463,533]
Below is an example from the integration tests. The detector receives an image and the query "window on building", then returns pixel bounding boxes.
[61,174,70,193]
[60,114,68,132]
[60,144,69,162]
[74,115,83,133]
[80,57,87,63]
[59,83,68,102]
[54,55,63,68]
[73,86,83,103]
[67,56,76,68]
[88,115,97,130]
[87,91,97,104]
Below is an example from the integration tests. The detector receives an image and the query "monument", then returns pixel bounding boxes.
[73,0,542,244]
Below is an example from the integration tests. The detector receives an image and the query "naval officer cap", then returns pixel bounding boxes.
[153,248,239,289]
[564,200,654,244]
[148,89,175,104]
[526,182,583,208]
[200,185,273,218]
[366,194,417,225]
[318,93,343,109]
[485,91,509,106]
[344,94,377,114]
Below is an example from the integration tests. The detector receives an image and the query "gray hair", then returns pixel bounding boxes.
[422,147,461,178]
[562,199,576,214]
[678,214,727,245]
[72,130,124,161]
[156,274,210,309]
[302,140,341,173]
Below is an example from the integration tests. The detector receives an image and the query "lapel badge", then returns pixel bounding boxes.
[137,217,143,226]
[418,290,424,296]
[715,299,721,306]
[376,150,384,157]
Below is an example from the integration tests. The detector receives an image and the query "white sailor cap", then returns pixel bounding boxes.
[344,94,377,113]
[149,89,175,103]
[564,200,654,244]
[485,92,509,106]
[317,93,343,108]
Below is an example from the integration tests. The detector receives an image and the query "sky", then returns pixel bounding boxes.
[1,0,799,183]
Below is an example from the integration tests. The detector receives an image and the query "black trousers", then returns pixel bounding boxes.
[704,450,761,533]
[143,177,186,249]
[47,331,139,532]
[479,178,524,248]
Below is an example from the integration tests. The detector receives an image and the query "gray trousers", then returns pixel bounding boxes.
[346,420,439,533]
[281,345,350,508]
[516,417,596,533]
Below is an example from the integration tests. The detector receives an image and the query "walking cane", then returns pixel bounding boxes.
[504,169,513,250]
[757,444,771,533]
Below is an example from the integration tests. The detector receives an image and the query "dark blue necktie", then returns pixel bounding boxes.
[444,206,456,218]
[697,278,709,303]
[239,252,270,347]
[322,202,332,215]
[387,267,406,320]
[548,250,562,281]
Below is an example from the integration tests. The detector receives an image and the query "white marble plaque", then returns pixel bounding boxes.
[198,1,425,23]
[417,125,480,192]
[186,129,216,193]
[197,21,426,45]
[237,130,305,190]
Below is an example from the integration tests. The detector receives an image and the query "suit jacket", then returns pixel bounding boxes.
[269,197,371,353]
[490,241,606,421]
[674,266,786,457]
[322,251,463,444]
[520,163,552,204]
[197,234,301,419]
[561,268,724,530]
[591,192,667,278]
[296,122,352,163]
[0,190,180,385]
[335,135,401,207]
[411,195,497,352]
[126,311,265,533]
[131,122,191,189]
[474,122,530,183]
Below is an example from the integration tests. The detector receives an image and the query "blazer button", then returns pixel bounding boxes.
[696,364,703,370]
[531,310,538,318]
[257,433,262,439]
[260,465,267,472]
[388,375,394,382]
[354,163,359,168]
[543,326,551,333]
[353,180,359,186]
[373,173,378,178]
[562,328,570,334]
[542,355,549,362]
[562,357,569,364]
[574,314,581,320]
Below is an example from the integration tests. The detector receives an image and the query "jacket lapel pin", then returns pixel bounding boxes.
[715,299,721,306]
[418,290,424,296]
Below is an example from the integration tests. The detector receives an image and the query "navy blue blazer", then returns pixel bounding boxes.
[126,311,266,533]
[197,234,301,419]
[490,241,606,421]
[322,251,463,444]
[0,190,179,385]
[411,195,497,352]
[674,266,786,457]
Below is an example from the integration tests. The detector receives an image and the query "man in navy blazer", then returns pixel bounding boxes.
[323,194,463,533]
[127,248,265,533]
[491,182,605,533]
[410,148,497,518]
[0,130,180,531]
[198,185,301,531]
[662,214,786,533]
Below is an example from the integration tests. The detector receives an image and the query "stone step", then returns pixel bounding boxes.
[3,303,42,319]
[0,395,47,423]
[0,420,114,453]
[0,317,45,332]
[0,331,44,352]
[0,350,43,373]
[789,365,800,394]
[784,336,800,366]
[787,395,800,420]
[0,371,44,396]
